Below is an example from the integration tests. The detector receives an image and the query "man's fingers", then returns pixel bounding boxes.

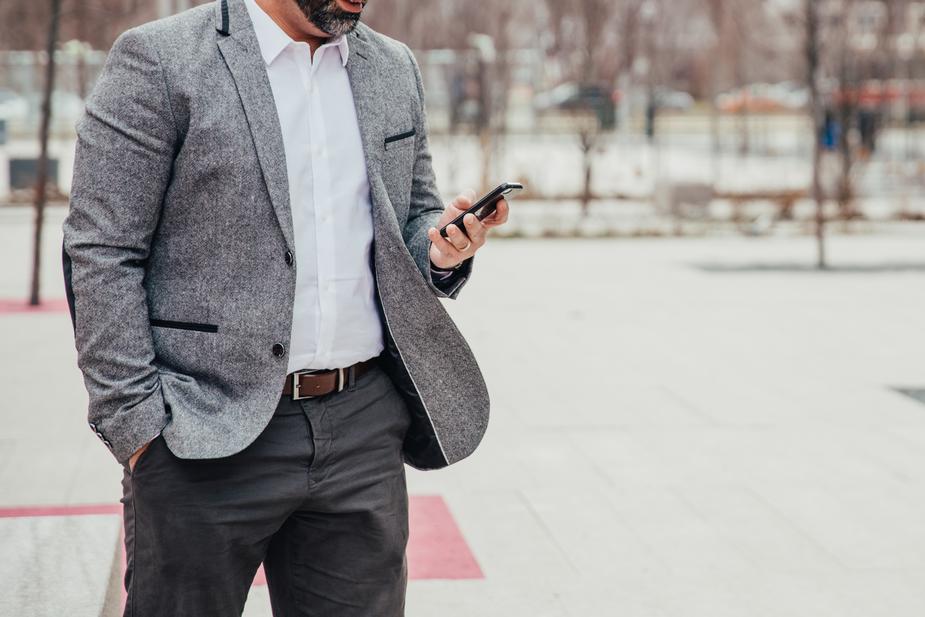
[462,213,487,247]
[431,189,498,269]
[428,227,464,261]
[439,191,476,227]
[450,188,476,213]
[446,223,472,250]
[483,198,509,227]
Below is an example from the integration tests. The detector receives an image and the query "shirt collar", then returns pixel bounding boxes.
[243,0,350,67]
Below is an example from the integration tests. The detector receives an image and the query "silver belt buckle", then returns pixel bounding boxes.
[292,368,347,400]
[291,369,316,401]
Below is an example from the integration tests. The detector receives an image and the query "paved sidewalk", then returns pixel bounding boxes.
[2,206,925,616]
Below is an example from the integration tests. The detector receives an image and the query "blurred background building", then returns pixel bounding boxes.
[1,0,923,243]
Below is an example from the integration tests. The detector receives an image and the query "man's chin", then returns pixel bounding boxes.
[308,3,362,37]
[318,15,360,37]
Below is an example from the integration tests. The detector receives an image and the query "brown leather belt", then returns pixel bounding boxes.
[281,358,378,400]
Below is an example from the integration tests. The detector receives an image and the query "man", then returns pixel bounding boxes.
[62,0,506,613]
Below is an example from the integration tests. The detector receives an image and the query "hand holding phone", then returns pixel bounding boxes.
[439,182,523,240]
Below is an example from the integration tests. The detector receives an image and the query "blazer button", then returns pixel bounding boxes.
[272,343,285,357]
[284,250,294,266]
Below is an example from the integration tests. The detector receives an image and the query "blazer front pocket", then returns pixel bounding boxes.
[150,318,218,333]
[384,128,416,149]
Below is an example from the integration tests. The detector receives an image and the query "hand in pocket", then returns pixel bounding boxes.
[129,439,154,472]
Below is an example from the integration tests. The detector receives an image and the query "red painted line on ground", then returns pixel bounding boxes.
[0,504,121,518]
[407,495,483,580]
[0,495,483,583]
[0,298,70,314]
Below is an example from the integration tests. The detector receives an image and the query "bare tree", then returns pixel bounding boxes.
[1,0,153,53]
[805,0,827,269]
[705,0,728,181]
[833,4,861,221]
[541,0,635,216]
[7,0,151,306]
[29,0,63,306]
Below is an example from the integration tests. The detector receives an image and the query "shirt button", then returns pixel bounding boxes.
[284,250,294,266]
[272,343,286,357]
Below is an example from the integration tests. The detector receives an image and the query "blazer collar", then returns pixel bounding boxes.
[213,0,383,251]
[216,0,358,65]
[241,0,350,67]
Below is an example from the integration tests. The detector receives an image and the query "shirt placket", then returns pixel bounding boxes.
[307,49,338,369]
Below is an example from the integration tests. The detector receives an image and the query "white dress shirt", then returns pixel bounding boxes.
[244,0,384,372]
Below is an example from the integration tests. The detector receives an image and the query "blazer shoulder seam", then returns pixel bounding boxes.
[129,27,182,145]
[401,44,425,126]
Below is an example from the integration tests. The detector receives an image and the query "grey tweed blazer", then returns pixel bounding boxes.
[62,0,489,469]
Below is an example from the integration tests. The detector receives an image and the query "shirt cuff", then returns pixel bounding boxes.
[430,262,468,296]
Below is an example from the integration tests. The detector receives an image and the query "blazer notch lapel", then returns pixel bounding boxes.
[346,32,383,182]
[215,1,295,252]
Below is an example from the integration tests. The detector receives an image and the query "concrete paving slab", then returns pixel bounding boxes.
[751,482,925,570]
[0,514,121,617]
[520,486,663,578]
[675,485,839,574]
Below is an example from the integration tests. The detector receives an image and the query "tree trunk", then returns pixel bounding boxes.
[476,57,492,193]
[710,89,721,186]
[805,0,826,270]
[836,96,855,220]
[735,46,750,157]
[75,1,88,100]
[579,130,595,218]
[29,0,62,306]
[707,0,726,187]
[836,46,857,221]
[479,127,493,194]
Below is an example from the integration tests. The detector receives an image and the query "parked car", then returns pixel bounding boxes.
[654,88,695,111]
[0,89,28,122]
[534,82,617,130]
[0,90,85,124]
[716,82,809,113]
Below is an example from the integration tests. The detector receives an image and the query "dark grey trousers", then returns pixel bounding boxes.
[120,365,411,616]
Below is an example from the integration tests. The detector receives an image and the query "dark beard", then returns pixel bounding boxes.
[294,0,361,37]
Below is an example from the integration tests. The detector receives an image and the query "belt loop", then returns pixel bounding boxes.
[347,365,358,392]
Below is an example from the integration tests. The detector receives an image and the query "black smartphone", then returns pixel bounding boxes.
[439,182,524,239]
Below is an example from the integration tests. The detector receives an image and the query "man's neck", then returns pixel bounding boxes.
[254,0,331,55]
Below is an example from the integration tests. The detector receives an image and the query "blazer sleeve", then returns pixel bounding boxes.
[400,44,474,300]
[62,27,176,464]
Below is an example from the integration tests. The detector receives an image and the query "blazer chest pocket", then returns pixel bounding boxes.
[382,128,415,223]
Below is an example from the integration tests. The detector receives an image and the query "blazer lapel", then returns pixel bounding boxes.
[347,27,414,257]
[215,0,294,252]
[346,29,385,184]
